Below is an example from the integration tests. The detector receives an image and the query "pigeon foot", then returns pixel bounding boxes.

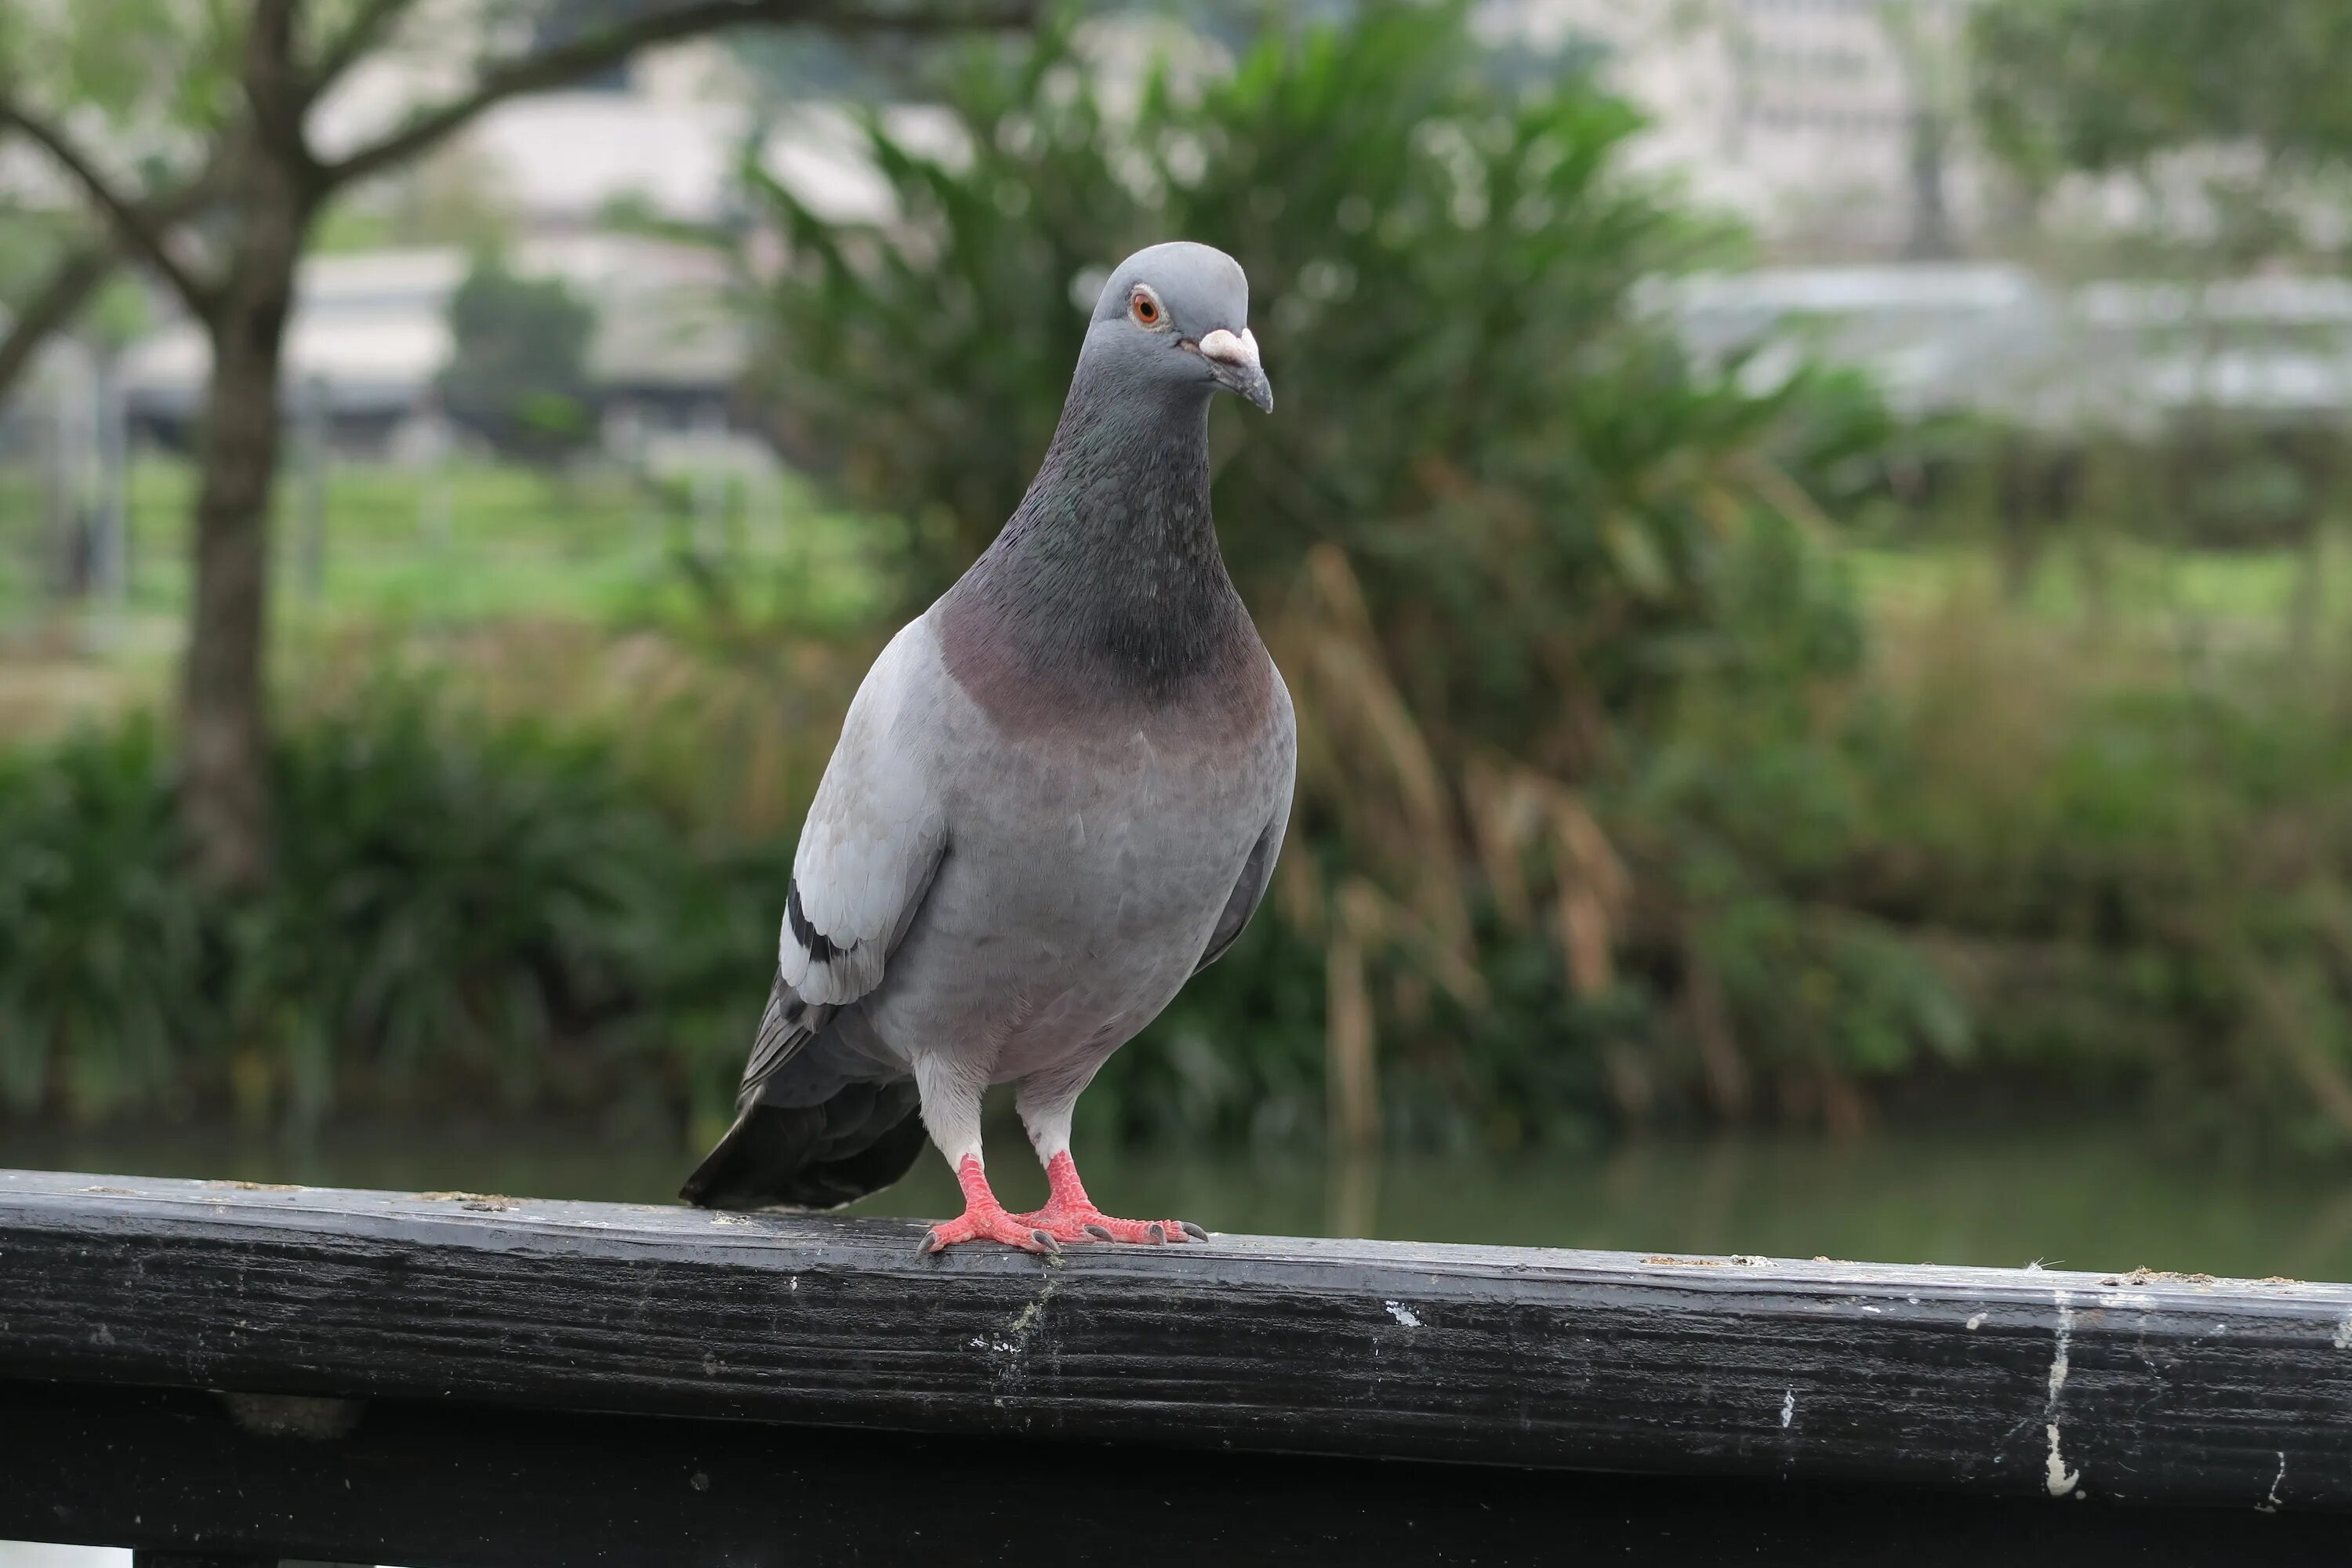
[920,1156,1059,1255]
[1009,1151,1208,1245]
[1015,1206,1207,1245]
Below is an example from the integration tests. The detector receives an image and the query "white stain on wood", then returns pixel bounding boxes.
[1385,1301,1422,1328]
[2045,1424,2080,1497]
[2048,1290,2073,1405]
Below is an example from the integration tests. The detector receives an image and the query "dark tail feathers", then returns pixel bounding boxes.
[679,1078,927,1210]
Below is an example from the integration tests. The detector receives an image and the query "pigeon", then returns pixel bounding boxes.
[681,241,1292,1252]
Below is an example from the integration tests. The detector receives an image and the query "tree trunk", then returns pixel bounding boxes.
[180,175,307,891]
[1901,103,1954,261]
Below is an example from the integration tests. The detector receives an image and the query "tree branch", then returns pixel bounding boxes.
[306,0,419,101]
[320,0,1032,192]
[0,241,112,405]
[0,164,230,407]
[0,100,219,317]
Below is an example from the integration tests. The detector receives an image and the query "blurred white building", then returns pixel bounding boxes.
[1650,265,2352,434]
[314,37,956,234]
[117,235,745,457]
[1490,0,1981,256]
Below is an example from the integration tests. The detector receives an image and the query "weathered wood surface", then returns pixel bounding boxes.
[3,1167,2351,1517]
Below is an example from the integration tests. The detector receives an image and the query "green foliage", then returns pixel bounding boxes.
[438,252,600,463]
[0,699,786,1131]
[0,0,241,150]
[1970,0,2352,185]
[0,720,202,1117]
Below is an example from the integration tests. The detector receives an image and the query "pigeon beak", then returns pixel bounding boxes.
[1198,327,1273,413]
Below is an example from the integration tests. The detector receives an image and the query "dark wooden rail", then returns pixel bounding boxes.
[3,1167,2351,1564]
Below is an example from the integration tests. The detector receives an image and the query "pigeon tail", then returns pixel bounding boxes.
[679,1075,927,1210]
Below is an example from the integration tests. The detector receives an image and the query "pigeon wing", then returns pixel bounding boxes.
[1196,671,1297,972]
[739,623,949,1101]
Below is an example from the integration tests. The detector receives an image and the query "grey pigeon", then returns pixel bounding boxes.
[682,241,1292,1251]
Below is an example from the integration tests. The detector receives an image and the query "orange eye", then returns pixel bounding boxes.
[1130,289,1161,325]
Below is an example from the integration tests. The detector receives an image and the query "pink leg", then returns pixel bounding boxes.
[920,1155,1061,1254]
[1011,1152,1208,1245]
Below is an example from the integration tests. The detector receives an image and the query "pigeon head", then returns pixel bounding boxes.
[1081,241,1272,414]
[947,239,1271,705]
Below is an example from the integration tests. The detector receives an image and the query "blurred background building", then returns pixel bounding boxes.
[1494,0,1981,256]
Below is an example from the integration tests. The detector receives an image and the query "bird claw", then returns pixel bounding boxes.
[919,1209,1061,1255]
[1004,1155,1207,1246]
[1018,1207,1206,1245]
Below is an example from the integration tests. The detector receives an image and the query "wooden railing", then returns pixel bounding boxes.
[2,1167,2347,1563]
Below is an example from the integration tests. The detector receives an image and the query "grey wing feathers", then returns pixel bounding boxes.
[1196,808,1287,971]
[745,621,950,1102]
[734,970,833,1106]
[1196,672,1296,972]
[775,621,949,1009]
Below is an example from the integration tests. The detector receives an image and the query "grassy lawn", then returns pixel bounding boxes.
[1,455,891,633]
[1847,534,2347,624]
[4,454,2342,741]
[10,455,2336,633]
[0,455,899,736]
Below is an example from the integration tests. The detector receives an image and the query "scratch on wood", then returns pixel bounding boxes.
[2257,1450,2285,1513]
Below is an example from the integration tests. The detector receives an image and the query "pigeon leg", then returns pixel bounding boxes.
[916,1058,1054,1254]
[1011,1150,1207,1245]
[921,1154,1059,1254]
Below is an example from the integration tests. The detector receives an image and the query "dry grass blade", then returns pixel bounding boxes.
[2235,953,2352,1140]
[1277,545,1471,959]
[1326,877,1386,1153]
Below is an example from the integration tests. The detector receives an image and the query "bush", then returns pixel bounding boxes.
[0,720,203,1116]
[439,251,598,463]
[0,698,785,1131]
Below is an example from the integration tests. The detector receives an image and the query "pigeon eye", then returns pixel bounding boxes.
[1129,289,1163,327]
